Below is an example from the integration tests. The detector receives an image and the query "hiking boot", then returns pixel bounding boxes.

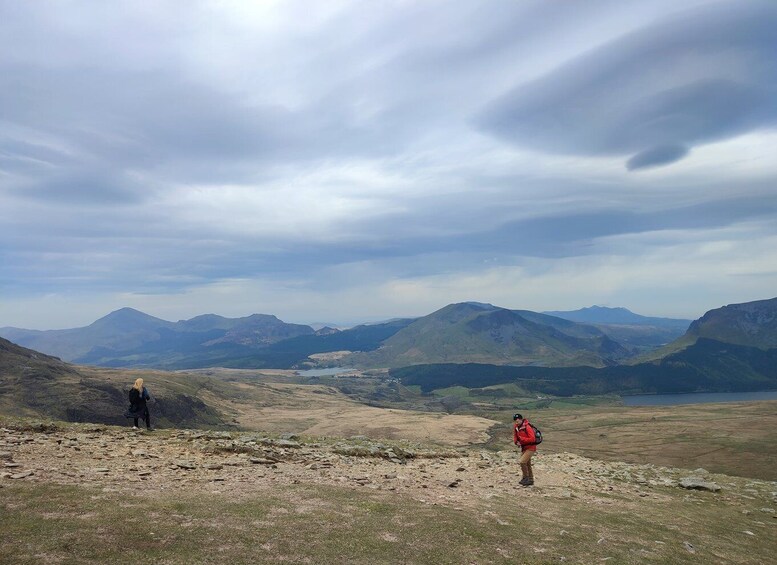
[522,479,534,487]
[132,426,139,430]
[518,477,530,486]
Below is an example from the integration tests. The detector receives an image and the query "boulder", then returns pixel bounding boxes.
[678,477,721,492]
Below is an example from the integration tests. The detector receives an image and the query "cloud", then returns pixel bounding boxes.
[12,169,149,205]
[5,218,775,329]
[477,0,777,170]
[1,1,776,328]
[626,145,689,171]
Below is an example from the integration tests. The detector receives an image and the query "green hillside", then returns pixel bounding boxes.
[351,303,629,368]
[0,337,228,428]
[392,338,777,396]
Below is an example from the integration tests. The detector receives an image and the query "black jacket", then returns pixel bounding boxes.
[125,387,150,419]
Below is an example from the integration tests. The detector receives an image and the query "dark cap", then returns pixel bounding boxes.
[513,413,523,421]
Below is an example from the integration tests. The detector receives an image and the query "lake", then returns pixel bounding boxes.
[297,367,355,377]
[622,390,777,406]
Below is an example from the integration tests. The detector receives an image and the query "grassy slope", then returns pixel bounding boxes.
[392,339,777,396]
[2,372,775,565]
[0,338,231,428]
[6,365,232,428]
[2,481,770,565]
[354,304,623,369]
[2,442,775,565]
[486,400,777,481]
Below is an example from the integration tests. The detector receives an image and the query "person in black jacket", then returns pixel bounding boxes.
[126,378,154,430]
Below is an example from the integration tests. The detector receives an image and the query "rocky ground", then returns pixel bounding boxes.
[4,421,777,563]
[2,421,776,516]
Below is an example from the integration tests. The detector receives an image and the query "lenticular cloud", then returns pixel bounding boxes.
[477,1,777,170]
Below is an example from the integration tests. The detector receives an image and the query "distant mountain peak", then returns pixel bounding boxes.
[245,313,281,322]
[185,314,226,322]
[91,307,170,326]
[543,306,691,329]
[581,305,633,313]
[107,306,146,316]
[461,301,497,310]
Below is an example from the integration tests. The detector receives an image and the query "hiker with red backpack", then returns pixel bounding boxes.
[513,413,540,486]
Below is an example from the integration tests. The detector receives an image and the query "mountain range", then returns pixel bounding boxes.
[1,298,774,375]
[543,306,691,350]
[394,297,777,396]
[0,307,315,362]
[2,296,777,428]
[1,303,685,370]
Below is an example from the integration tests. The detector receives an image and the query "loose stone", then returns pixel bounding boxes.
[175,461,196,470]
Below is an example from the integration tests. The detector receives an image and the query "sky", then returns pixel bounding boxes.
[1,0,777,330]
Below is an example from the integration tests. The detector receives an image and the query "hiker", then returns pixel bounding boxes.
[126,378,154,431]
[513,413,536,486]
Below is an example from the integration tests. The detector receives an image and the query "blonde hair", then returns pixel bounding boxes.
[133,378,144,391]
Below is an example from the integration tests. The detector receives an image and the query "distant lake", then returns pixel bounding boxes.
[297,367,355,377]
[622,390,777,406]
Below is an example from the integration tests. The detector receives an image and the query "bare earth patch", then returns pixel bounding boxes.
[218,380,497,446]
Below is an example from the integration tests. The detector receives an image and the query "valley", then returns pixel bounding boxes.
[2,297,777,564]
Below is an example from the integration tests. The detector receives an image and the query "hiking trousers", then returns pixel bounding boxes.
[520,449,534,480]
[133,408,151,429]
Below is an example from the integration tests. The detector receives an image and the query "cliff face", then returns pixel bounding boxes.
[686,297,777,349]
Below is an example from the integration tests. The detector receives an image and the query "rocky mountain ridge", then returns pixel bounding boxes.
[685,297,777,349]
[0,302,692,370]
[642,296,777,361]
[2,297,776,376]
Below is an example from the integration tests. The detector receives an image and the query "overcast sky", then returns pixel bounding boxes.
[2,0,776,329]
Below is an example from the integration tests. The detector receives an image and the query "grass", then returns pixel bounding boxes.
[482,400,777,480]
[0,482,530,564]
[2,477,775,564]
[2,402,776,564]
